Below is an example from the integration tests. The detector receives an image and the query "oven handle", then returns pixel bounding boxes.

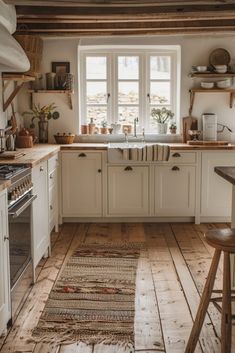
[9,195,37,218]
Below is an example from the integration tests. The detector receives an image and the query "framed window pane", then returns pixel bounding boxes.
[118,106,139,124]
[118,82,139,104]
[87,106,107,125]
[150,56,171,80]
[150,82,170,105]
[86,82,107,104]
[86,57,107,79]
[118,56,139,79]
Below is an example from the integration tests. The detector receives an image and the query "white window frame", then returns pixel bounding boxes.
[79,45,181,133]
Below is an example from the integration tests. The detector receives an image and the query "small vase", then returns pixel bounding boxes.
[38,120,48,143]
[156,122,168,134]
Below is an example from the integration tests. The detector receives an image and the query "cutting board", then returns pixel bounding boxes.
[0,151,25,159]
[187,140,229,146]
[182,116,198,143]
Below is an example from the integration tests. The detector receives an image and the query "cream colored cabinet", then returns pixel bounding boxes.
[62,151,102,217]
[32,161,49,270]
[154,165,196,216]
[48,154,59,233]
[0,189,10,335]
[107,165,149,216]
[201,151,235,218]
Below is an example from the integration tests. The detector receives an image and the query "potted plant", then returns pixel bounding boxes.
[151,107,174,134]
[100,120,108,134]
[23,103,60,143]
[169,122,177,134]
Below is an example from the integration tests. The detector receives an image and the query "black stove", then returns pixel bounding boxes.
[0,165,26,180]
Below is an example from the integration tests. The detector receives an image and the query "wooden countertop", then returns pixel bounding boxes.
[0,179,11,193]
[214,166,235,185]
[0,142,235,170]
[0,144,60,167]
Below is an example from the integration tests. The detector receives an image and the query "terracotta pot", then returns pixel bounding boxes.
[170,128,177,134]
[100,127,108,134]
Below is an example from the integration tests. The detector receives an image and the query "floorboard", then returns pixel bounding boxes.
[1,222,233,353]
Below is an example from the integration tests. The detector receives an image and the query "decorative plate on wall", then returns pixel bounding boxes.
[209,48,231,66]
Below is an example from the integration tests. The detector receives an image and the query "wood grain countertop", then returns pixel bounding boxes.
[0,144,60,167]
[0,179,11,193]
[0,142,235,170]
[214,166,235,185]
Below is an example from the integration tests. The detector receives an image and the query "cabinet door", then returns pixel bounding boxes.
[32,161,49,268]
[154,165,196,216]
[0,190,10,335]
[201,152,235,217]
[62,152,102,216]
[108,165,149,216]
[48,166,58,233]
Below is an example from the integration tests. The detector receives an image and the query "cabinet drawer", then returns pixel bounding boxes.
[48,154,58,173]
[168,151,196,164]
[32,161,47,182]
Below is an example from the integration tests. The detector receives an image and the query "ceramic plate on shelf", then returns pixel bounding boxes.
[209,48,231,66]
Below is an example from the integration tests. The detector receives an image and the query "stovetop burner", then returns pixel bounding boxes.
[0,165,26,180]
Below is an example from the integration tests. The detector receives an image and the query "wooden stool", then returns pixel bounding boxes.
[185,228,235,353]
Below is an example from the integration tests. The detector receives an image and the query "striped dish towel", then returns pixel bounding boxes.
[120,144,170,161]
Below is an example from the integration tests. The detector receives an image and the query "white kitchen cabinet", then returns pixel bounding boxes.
[48,154,59,233]
[0,189,10,336]
[107,165,149,216]
[201,151,235,218]
[154,165,196,216]
[62,151,102,217]
[32,161,49,271]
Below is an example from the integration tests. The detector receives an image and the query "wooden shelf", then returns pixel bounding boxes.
[189,88,235,115]
[2,73,35,112]
[189,72,235,78]
[29,89,73,109]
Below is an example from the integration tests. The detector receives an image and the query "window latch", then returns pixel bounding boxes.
[106,93,110,103]
[147,93,151,103]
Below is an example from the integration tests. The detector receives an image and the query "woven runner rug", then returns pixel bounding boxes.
[32,242,144,349]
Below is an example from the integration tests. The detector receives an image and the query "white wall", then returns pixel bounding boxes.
[18,33,235,141]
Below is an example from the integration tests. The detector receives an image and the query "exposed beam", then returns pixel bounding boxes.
[5,0,235,7]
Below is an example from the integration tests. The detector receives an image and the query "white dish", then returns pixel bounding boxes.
[216,79,231,88]
[196,66,207,72]
[201,82,214,89]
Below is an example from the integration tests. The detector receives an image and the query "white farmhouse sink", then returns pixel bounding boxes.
[108,141,147,149]
[108,141,149,162]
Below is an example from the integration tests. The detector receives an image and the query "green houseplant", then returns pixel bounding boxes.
[151,107,174,134]
[23,103,60,143]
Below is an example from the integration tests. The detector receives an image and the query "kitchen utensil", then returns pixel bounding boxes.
[15,135,33,148]
[209,48,231,66]
[182,116,198,143]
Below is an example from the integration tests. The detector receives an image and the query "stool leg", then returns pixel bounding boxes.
[221,251,232,353]
[185,249,221,353]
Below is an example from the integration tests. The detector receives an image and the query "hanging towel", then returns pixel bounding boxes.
[120,144,170,161]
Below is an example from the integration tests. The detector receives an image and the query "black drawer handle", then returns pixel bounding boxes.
[172,166,180,171]
[98,169,102,173]
[172,152,181,158]
[78,153,86,157]
[124,166,133,171]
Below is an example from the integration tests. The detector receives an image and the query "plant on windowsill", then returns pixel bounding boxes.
[169,122,177,134]
[151,107,174,134]
[23,103,60,143]
[100,120,109,134]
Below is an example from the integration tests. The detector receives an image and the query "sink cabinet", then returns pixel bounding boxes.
[61,151,103,217]
[0,189,10,336]
[154,165,196,216]
[107,165,149,216]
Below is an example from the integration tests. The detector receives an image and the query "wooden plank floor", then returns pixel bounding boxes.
[0,222,234,353]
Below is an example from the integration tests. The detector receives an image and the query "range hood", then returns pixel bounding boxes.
[0,0,30,72]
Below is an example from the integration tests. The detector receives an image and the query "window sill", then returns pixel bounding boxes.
[76,133,182,144]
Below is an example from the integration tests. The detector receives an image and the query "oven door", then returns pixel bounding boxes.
[8,194,37,321]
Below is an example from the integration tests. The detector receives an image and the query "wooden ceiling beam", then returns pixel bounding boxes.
[5,0,235,7]
[16,12,235,23]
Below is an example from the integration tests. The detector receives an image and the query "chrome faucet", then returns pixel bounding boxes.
[133,117,139,137]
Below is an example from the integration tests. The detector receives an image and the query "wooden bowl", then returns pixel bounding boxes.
[54,134,75,144]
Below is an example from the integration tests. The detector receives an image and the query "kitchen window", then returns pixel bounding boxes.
[79,46,180,133]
